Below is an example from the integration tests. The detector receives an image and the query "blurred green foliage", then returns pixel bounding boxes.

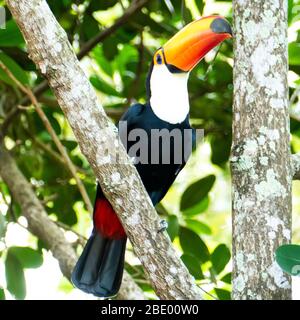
[0,0,300,300]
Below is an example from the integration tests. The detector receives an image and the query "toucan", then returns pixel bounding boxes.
[71,15,232,298]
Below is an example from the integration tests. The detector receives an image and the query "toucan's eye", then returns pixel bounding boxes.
[156,54,162,65]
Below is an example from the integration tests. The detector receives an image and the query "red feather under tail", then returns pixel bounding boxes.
[94,198,126,239]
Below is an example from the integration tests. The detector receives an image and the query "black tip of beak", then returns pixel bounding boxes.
[210,18,232,36]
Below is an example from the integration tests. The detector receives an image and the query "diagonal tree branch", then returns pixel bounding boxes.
[0,144,145,300]
[25,128,90,176]
[6,0,202,299]
[0,144,77,279]
[77,0,149,60]
[0,61,93,214]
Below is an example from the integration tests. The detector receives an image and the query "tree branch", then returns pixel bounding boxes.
[0,144,145,300]
[77,0,149,60]
[0,61,93,214]
[27,95,126,121]
[6,0,202,299]
[0,144,77,279]
[116,272,146,300]
[25,128,90,176]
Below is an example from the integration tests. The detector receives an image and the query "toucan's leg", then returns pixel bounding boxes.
[158,219,168,233]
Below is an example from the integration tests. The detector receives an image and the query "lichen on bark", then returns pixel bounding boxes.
[232,0,292,300]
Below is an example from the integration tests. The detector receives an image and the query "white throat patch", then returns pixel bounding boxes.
[150,64,190,124]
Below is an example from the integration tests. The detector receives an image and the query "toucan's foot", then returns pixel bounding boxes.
[158,219,168,233]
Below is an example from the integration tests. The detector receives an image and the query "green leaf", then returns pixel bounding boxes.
[92,47,113,77]
[62,0,72,6]
[211,134,231,166]
[289,42,300,66]
[125,263,147,280]
[44,110,61,136]
[195,0,205,14]
[180,175,216,211]
[275,244,300,276]
[0,288,5,300]
[167,215,179,242]
[288,0,296,25]
[115,44,138,76]
[208,61,233,87]
[82,15,99,40]
[182,7,193,25]
[220,272,231,284]
[179,227,210,263]
[49,185,78,226]
[182,196,209,216]
[181,254,204,280]
[0,52,29,86]
[9,247,43,269]
[185,219,212,235]
[61,140,78,152]
[138,282,154,293]
[211,244,231,274]
[90,75,121,97]
[102,36,119,61]
[0,20,25,47]
[37,239,50,253]
[5,251,26,299]
[16,150,44,181]
[215,288,231,300]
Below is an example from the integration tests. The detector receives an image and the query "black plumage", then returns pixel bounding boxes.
[119,102,195,205]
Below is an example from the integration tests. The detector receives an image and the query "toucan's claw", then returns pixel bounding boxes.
[158,219,168,233]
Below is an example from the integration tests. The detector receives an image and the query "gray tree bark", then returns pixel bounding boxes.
[6,0,202,300]
[0,144,145,300]
[231,0,292,299]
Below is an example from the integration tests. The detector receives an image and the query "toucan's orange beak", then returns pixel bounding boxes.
[163,16,232,73]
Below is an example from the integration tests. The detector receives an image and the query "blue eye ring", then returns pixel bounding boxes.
[156,54,162,65]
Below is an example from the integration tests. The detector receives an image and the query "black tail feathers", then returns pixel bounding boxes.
[71,229,126,298]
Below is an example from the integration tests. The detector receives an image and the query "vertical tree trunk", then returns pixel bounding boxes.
[231,0,292,299]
